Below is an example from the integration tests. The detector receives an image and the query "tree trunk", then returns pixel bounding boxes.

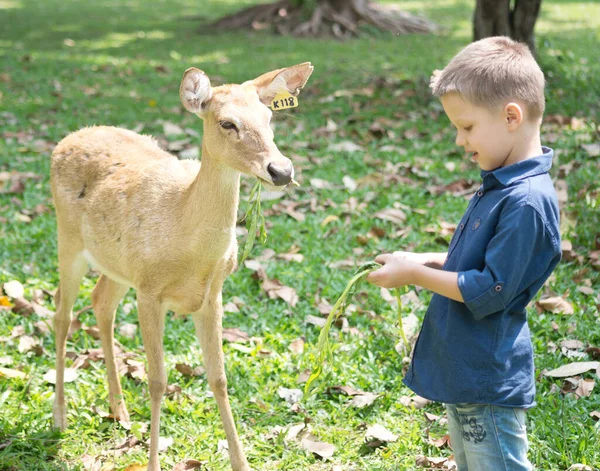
[473,0,542,54]
[207,0,438,39]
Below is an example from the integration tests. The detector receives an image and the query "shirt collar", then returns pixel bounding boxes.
[481,146,553,190]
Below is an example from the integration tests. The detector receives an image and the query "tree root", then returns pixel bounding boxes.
[205,0,438,38]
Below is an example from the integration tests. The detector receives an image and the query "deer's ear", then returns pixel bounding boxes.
[245,62,314,106]
[180,68,212,115]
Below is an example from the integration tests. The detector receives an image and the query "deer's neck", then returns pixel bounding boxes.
[183,144,241,234]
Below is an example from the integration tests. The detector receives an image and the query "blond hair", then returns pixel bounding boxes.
[430,36,545,120]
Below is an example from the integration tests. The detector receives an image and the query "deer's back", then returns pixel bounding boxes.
[50,126,203,290]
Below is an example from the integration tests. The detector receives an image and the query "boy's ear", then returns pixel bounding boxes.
[244,62,314,106]
[505,102,524,129]
[180,68,212,115]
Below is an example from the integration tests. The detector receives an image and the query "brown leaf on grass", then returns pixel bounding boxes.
[374,208,406,225]
[400,395,432,409]
[118,323,137,339]
[288,338,305,354]
[328,385,364,396]
[567,465,595,471]
[536,296,574,315]
[561,240,577,261]
[428,434,451,448]
[81,454,103,471]
[222,327,249,343]
[574,378,595,398]
[11,296,34,315]
[223,301,239,313]
[415,455,454,469]
[300,437,335,459]
[125,359,146,381]
[3,280,24,299]
[545,361,599,377]
[555,179,568,205]
[310,178,335,189]
[18,335,40,354]
[171,459,203,471]
[175,363,204,377]
[582,143,600,157]
[43,368,77,384]
[0,367,26,379]
[349,392,382,408]
[427,179,479,197]
[365,424,398,443]
[305,315,326,328]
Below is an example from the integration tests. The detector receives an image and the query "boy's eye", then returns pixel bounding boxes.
[464,126,473,131]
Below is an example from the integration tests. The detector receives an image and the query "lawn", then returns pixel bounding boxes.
[0,0,599,470]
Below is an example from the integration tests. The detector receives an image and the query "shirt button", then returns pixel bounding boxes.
[494,284,502,292]
[477,190,484,197]
[460,223,465,230]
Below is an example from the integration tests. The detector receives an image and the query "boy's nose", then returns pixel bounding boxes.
[455,132,466,147]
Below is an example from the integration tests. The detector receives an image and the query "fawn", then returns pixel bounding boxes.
[50,62,313,471]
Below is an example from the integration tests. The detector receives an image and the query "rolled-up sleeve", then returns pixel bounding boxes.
[458,204,559,320]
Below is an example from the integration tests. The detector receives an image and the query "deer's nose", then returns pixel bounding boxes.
[267,162,293,186]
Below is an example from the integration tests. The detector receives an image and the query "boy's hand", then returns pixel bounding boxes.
[392,251,429,265]
[366,253,421,288]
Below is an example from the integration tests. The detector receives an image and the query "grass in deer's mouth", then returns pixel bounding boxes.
[304,261,410,396]
[240,180,266,263]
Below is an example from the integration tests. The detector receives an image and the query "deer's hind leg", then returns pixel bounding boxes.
[53,245,88,430]
[92,274,130,422]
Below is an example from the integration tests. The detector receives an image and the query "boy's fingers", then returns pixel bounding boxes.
[374,253,391,264]
[366,269,381,283]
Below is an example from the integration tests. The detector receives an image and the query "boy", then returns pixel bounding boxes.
[367,36,562,470]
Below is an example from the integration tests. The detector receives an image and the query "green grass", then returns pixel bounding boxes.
[1,0,599,470]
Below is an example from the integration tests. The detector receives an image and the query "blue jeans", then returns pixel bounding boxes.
[446,403,532,471]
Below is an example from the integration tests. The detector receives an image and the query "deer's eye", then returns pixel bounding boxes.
[220,121,238,131]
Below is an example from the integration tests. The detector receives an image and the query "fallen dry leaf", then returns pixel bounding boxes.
[277,387,303,405]
[581,143,600,157]
[0,367,26,379]
[545,361,600,377]
[118,323,137,339]
[428,434,451,448]
[536,296,574,315]
[43,368,77,384]
[222,328,249,343]
[171,459,203,471]
[574,378,595,398]
[365,424,398,443]
[374,208,406,225]
[349,392,381,408]
[3,280,24,299]
[288,338,305,354]
[400,394,432,409]
[175,363,204,377]
[300,437,335,459]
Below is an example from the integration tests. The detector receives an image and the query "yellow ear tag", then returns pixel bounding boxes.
[270,91,298,111]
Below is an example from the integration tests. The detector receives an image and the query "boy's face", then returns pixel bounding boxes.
[441,92,518,171]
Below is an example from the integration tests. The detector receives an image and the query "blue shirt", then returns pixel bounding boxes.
[403,147,561,408]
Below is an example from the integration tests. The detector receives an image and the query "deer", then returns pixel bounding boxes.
[50,62,314,471]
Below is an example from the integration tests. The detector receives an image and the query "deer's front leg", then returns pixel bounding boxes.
[137,294,167,471]
[192,290,250,471]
